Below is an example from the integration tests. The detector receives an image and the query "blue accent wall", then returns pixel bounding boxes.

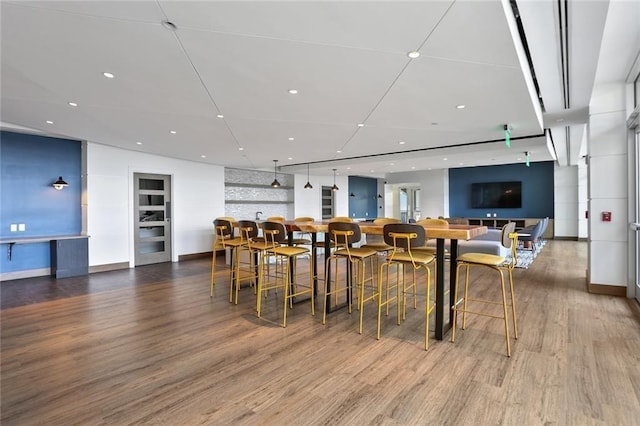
[348,176,378,219]
[449,161,554,218]
[1,131,82,273]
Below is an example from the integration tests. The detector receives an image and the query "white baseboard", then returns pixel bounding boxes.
[0,268,50,282]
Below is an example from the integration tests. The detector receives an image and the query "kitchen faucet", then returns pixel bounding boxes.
[255,211,263,221]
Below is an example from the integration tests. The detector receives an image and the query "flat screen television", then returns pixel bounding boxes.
[471,181,522,209]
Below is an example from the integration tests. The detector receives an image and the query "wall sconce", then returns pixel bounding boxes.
[52,176,68,190]
[270,160,281,188]
[331,169,339,191]
[524,151,530,167]
[304,163,313,189]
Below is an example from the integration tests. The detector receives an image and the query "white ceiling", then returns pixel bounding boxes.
[1,1,624,178]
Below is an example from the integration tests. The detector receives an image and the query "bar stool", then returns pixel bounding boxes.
[257,221,314,327]
[210,218,245,298]
[232,220,266,304]
[291,216,314,246]
[451,222,518,357]
[322,222,377,334]
[377,223,436,350]
[361,217,400,254]
[413,218,450,255]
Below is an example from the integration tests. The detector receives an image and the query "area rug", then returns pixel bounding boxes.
[506,240,546,269]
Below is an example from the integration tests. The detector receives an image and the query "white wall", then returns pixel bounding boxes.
[385,169,448,218]
[553,164,579,237]
[578,157,589,239]
[293,173,348,220]
[87,143,225,267]
[588,82,629,287]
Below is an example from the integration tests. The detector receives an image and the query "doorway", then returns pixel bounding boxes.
[134,173,172,266]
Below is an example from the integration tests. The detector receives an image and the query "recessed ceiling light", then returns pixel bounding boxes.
[288,137,294,141]
[161,20,177,31]
[45,120,54,124]
[288,157,293,160]
[443,157,448,161]
[336,150,342,153]
[357,123,364,127]
[411,166,416,169]
[68,102,78,107]
[459,162,464,166]
[347,167,351,170]
[399,141,405,145]
[456,104,465,109]
[136,142,142,145]
[556,118,565,122]
[103,72,114,79]
[517,157,522,161]
[288,89,298,95]
[170,130,177,134]
[370,170,375,173]
[216,114,224,119]
[390,163,395,166]
[239,147,244,151]
[201,155,207,158]
[407,51,420,59]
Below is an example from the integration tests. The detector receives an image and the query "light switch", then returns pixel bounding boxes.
[10,224,17,232]
[18,223,25,231]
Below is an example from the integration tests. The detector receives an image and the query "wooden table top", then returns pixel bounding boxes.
[287,221,487,241]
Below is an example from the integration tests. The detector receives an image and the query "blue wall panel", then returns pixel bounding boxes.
[1,131,82,273]
[448,161,554,218]
[348,176,377,219]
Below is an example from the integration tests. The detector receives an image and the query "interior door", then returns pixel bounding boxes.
[134,173,172,266]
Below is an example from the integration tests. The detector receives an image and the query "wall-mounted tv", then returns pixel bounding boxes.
[471,181,522,209]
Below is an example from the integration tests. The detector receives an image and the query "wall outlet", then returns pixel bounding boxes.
[10,224,17,232]
[18,223,25,231]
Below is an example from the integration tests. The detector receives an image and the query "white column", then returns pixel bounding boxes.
[587,82,628,289]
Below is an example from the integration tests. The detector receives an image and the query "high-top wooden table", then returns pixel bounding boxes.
[285,221,488,340]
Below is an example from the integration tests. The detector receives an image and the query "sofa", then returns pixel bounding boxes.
[425,228,510,257]
[458,228,510,257]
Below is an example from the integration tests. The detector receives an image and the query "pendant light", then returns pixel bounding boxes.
[271,160,281,188]
[304,163,313,189]
[331,169,339,191]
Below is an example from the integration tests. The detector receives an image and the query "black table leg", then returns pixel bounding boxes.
[311,232,318,297]
[447,240,458,337]
[324,236,331,314]
[435,238,446,340]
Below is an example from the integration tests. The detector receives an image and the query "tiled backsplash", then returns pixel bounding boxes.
[224,167,294,220]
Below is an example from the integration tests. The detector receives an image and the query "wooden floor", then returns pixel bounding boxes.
[2,241,640,424]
